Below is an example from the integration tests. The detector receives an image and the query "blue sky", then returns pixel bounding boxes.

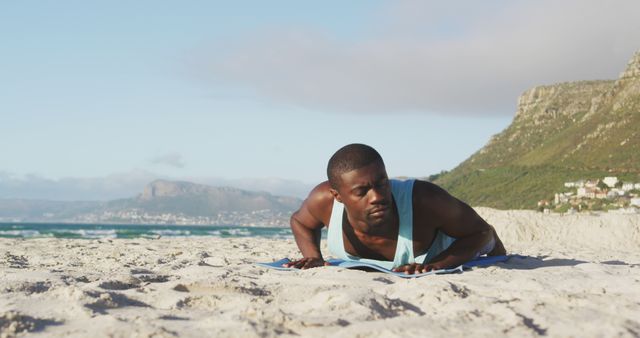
[2,1,639,199]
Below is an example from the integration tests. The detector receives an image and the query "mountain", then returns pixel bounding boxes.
[107,179,302,216]
[0,180,302,226]
[434,50,640,209]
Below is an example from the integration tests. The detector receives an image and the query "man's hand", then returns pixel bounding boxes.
[392,263,442,274]
[283,257,330,269]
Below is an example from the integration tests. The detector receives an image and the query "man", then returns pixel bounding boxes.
[285,143,506,275]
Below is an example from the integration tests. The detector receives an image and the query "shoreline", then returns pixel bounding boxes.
[1,205,639,229]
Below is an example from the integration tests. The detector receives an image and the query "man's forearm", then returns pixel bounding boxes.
[290,216,323,259]
[429,229,493,268]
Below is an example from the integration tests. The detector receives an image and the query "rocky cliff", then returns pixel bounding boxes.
[435,50,640,209]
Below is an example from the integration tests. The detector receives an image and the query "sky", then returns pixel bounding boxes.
[1,1,640,200]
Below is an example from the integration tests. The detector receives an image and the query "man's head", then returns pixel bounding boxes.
[327,144,384,189]
[327,144,393,229]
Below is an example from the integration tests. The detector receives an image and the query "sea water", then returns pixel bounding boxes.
[0,222,294,239]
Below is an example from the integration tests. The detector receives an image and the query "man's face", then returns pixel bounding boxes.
[333,161,393,228]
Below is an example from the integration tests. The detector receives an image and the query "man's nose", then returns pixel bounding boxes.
[369,187,385,204]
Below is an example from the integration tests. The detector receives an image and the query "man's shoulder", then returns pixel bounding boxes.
[411,179,443,191]
[302,181,335,223]
[306,181,335,205]
[411,179,453,206]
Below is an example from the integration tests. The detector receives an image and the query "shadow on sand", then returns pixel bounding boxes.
[0,313,63,335]
[494,255,588,270]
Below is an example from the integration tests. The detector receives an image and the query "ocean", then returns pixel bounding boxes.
[0,222,294,239]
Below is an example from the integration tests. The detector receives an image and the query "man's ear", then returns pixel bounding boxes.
[329,188,343,203]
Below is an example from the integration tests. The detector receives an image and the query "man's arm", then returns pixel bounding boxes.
[284,182,333,269]
[394,180,498,273]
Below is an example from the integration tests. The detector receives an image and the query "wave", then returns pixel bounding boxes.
[0,223,294,239]
[49,229,118,239]
[150,229,192,237]
[0,230,44,238]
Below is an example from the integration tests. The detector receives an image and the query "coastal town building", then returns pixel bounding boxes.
[545,176,640,213]
[622,183,635,191]
[603,177,619,188]
[64,209,291,227]
[577,187,596,199]
[564,181,584,188]
[585,180,598,189]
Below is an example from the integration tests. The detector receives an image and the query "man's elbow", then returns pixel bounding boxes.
[458,225,491,242]
[289,212,298,229]
[289,212,306,233]
[477,226,492,240]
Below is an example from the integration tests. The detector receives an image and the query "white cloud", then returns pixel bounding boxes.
[150,152,185,168]
[193,0,640,116]
[0,171,313,201]
[0,170,158,201]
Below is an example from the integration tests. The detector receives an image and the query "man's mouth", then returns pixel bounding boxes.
[369,206,389,217]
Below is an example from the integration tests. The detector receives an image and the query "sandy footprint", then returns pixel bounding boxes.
[83,291,150,315]
[0,311,62,337]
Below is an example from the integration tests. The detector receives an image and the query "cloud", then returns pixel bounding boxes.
[189,177,314,199]
[193,0,640,116]
[0,171,313,201]
[0,170,158,201]
[150,152,185,168]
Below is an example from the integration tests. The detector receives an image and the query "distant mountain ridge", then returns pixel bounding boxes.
[0,180,302,226]
[119,179,301,216]
[435,50,640,209]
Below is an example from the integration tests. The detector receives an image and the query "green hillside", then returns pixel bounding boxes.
[434,50,640,209]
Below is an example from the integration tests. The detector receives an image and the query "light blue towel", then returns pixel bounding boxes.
[255,255,514,279]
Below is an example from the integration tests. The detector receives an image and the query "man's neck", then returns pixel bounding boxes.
[346,201,398,239]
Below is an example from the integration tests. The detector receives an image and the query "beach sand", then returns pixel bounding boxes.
[1,208,640,337]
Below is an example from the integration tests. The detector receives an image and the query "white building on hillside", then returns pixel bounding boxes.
[622,183,635,191]
[554,193,571,204]
[612,189,626,196]
[564,180,585,188]
[607,189,626,198]
[603,176,619,188]
[631,198,640,207]
[577,187,596,199]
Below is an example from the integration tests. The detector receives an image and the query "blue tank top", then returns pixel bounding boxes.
[326,179,456,269]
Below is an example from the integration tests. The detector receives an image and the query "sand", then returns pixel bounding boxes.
[1,208,640,338]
